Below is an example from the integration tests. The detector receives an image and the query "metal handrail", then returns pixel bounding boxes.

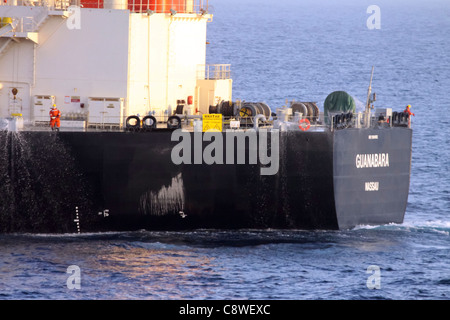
[329,111,411,131]
[13,110,413,132]
[0,0,209,14]
[197,64,231,80]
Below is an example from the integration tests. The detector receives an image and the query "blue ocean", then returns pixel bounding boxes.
[1,0,449,301]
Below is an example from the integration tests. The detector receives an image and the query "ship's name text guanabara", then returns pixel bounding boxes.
[356,153,390,168]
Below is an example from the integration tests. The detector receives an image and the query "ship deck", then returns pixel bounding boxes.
[2,109,411,134]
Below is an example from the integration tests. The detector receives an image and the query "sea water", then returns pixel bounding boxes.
[0,0,449,300]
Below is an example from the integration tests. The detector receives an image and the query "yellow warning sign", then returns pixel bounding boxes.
[202,114,223,132]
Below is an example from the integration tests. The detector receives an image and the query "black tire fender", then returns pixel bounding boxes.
[142,115,157,130]
[167,115,182,130]
[126,116,141,130]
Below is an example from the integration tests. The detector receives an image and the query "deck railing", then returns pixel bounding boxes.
[127,0,209,14]
[11,109,412,132]
[329,111,411,131]
[197,64,231,80]
[0,0,210,14]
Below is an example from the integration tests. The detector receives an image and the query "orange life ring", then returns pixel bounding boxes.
[299,118,311,131]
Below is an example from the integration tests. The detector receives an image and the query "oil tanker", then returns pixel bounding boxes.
[0,1,412,233]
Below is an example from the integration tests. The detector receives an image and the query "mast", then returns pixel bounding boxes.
[364,66,375,127]
[365,66,374,113]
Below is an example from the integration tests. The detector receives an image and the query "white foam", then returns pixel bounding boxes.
[353,220,450,235]
[0,118,9,131]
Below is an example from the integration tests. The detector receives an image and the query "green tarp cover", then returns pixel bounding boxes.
[323,91,355,123]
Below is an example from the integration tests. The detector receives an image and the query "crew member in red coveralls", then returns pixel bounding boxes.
[404,104,415,116]
[49,104,61,131]
[403,105,415,127]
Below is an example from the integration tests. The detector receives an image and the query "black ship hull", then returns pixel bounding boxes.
[0,127,412,233]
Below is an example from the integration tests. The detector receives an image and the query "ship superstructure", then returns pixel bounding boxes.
[0,0,231,128]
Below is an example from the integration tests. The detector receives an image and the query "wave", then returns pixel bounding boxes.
[353,220,450,236]
[0,230,135,242]
[3,219,448,247]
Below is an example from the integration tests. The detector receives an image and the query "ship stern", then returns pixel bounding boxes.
[333,127,412,229]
